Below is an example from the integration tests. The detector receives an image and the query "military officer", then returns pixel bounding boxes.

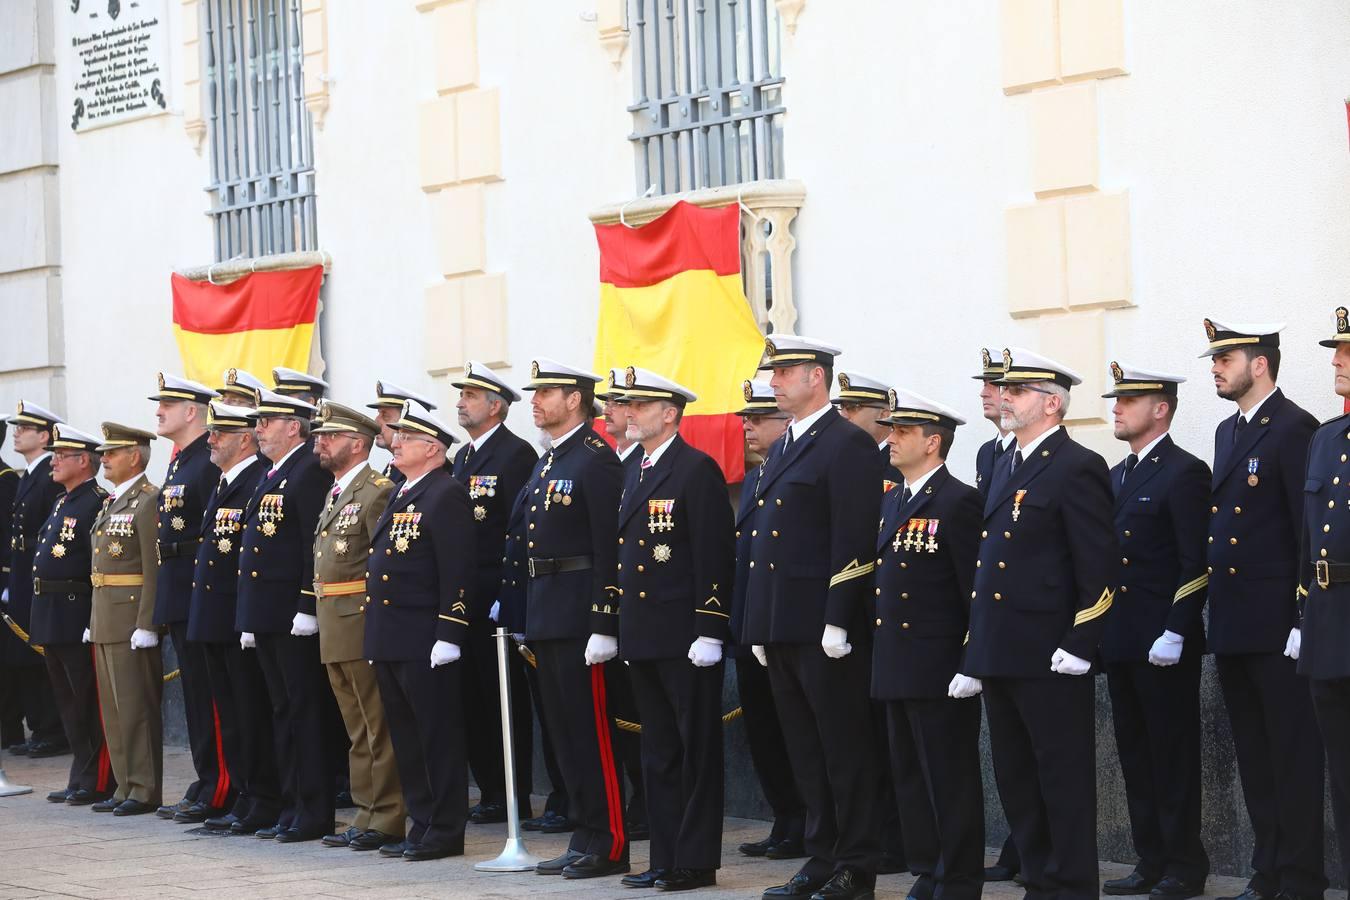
[832,370,902,488]
[1200,319,1324,900]
[236,389,334,842]
[87,424,163,817]
[1297,307,1350,890]
[962,348,1118,900]
[519,358,629,880]
[193,402,281,836]
[613,368,733,892]
[872,388,984,900]
[367,380,438,485]
[741,335,883,900]
[599,368,641,467]
[365,402,475,861]
[1099,363,1211,899]
[30,424,114,805]
[310,402,405,851]
[730,380,805,861]
[2,402,67,757]
[216,368,267,408]
[147,374,229,822]
[449,362,538,826]
[272,367,329,405]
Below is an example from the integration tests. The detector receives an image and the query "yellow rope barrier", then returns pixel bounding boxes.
[2,613,43,656]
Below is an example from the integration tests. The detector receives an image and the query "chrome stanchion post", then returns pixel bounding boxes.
[474,627,539,872]
[0,767,33,797]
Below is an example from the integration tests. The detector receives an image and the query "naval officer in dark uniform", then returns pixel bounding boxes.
[1099,362,1211,899]
[1298,306,1350,891]
[520,358,629,880]
[1200,319,1324,900]
[963,348,1118,900]
[612,367,733,892]
[832,370,902,489]
[449,361,538,826]
[367,380,439,486]
[741,335,883,900]
[30,424,114,805]
[365,401,476,861]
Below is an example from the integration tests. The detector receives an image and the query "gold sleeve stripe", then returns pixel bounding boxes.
[1172,574,1208,604]
[829,559,875,588]
[1297,585,1309,598]
[695,608,730,619]
[300,589,316,597]
[1073,588,1114,626]
[963,631,970,646]
[437,614,469,626]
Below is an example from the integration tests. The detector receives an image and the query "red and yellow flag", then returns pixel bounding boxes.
[170,267,321,388]
[594,201,764,482]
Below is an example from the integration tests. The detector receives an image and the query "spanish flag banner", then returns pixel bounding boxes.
[594,201,764,482]
[170,267,322,387]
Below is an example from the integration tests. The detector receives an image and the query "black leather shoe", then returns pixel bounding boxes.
[1217,889,1268,900]
[562,854,631,879]
[350,829,399,851]
[539,812,577,833]
[878,854,909,876]
[175,802,224,824]
[536,849,586,875]
[984,865,1017,882]
[655,868,716,891]
[335,790,355,809]
[322,826,363,847]
[275,827,328,844]
[26,740,70,759]
[378,840,410,857]
[66,788,109,806]
[255,824,283,839]
[229,816,275,835]
[157,798,193,819]
[763,871,830,898]
[1106,872,1162,895]
[740,836,775,857]
[622,868,671,887]
[810,868,875,900]
[1274,891,1319,900]
[113,800,156,817]
[469,800,508,824]
[765,837,807,860]
[626,820,651,842]
[1151,876,1206,899]
[403,841,461,861]
[91,798,120,813]
[46,788,71,803]
[906,874,935,900]
[9,741,31,756]
[205,812,240,831]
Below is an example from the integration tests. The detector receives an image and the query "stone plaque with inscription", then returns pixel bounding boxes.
[69,0,170,132]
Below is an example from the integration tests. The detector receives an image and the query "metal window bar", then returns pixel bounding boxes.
[202,0,318,262]
[629,0,785,196]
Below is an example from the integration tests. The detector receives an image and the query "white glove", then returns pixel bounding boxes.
[948,674,983,698]
[752,644,768,667]
[130,628,159,650]
[430,640,461,667]
[489,600,501,623]
[1283,627,1301,661]
[821,624,852,659]
[584,633,619,666]
[1147,630,1184,666]
[688,636,723,667]
[240,632,256,650]
[290,612,318,637]
[1050,647,1091,675]
[82,627,91,644]
[1,587,8,605]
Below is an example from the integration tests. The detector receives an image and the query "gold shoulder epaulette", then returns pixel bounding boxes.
[142,482,157,493]
[585,435,607,451]
[373,476,393,487]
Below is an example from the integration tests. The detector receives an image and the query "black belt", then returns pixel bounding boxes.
[33,577,92,596]
[528,555,593,578]
[157,540,198,559]
[1314,560,1350,589]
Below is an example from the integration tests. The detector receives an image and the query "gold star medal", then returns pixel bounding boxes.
[171,515,186,531]
[474,505,487,522]
[217,537,232,554]
[51,543,66,558]
[395,536,410,553]
[262,521,277,537]
[653,544,672,563]
[335,538,349,555]
[108,541,124,558]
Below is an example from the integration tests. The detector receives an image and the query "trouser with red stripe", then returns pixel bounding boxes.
[43,642,114,795]
[168,621,229,807]
[532,638,628,862]
[201,640,272,817]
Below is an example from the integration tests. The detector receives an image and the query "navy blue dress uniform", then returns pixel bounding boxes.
[368,380,441,486]
[29,425,115,802]
[870,390,984,900]
[519,358,630,875]
[832,370,902,488]
[740,335,885,894]
[1199,319,1324,900]
[1298,307,1350,890]
[613,370,733,888]
[448,361,538,821]
[730,381,805,855]
[191,402,280,833]
[1100,364,1211,893]
[235,390,335,840]
[146,374,230,819]
[963,349,1119,900]
[364,403,476,860]
[973,349,1014,499]
[2,402,65,751]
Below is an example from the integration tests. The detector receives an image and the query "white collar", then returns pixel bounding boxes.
[1129,432,1169,462]
[268,442,305,472]
[27,451,52,471]
[551,420,586,450]
[112,473,144,502]
[1016,423,1062,458]
[332,461,370,497]
[878,438,889,452]
[470,422,501,453]
[788,402,833,442]
[641,432,679,468]
[904,463,944,497]
[221,455,256,485]
[617,442,639,462]
[1239,387,1278,422]
[999,431,1016,450]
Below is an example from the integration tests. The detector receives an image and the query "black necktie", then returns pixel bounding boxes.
[784,428,795,453]
[1009,449,1024,473]
[1234,415,1247,441]
[217,475,227,494]
[900,486,912,505]
[465,443,476,464]
[994,439,1007,459]
[1123,453,1138,485]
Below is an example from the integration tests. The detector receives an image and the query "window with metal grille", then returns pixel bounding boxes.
[201,0,317,261]
[629,0,785,196]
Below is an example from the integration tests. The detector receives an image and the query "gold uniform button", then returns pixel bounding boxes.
[1123,530,1131,538]
[993,593,1002,601]
[383,599,390,606]
[1211,506,1218,514]
[382,574,389,581]
[769,563,776,570]
[529,523,535,530]
[900,562,908,569]
[1325,524,1332,533]
[1122,557,1129,565]
[971,591,976,599]
[998,561,1006,569]
[617,563,622,571]
[369,548,374,554]
[531,505,537,512]
[1230,538,1238,545]
[875,588,881,596]
[528,541,534,549]
[251,571,258,578]
[1234,507,1242,514]
[639,592,646,599]
[315,551,322,558]
[1336,478,1342,485]
[619,537,624,544]
[758,500,764,507]
[772,530,779,537]
[976,560,982,568]
[735,531,741,539]
[901,622,910,630]
[1004,531,1012,539]
[365,595,370,601]
[749,561,755,568]
[386,548,392,555]
[876,618,882,627]
[639,540,645,547]
[776,499,782,506]
[1208,537,1214,543]
[981,530,988,539]
[1321,548,1329,558]
[1331,501,1337,509]
[321,530,328,537]
[359,606,365,613]
[1120,585,1128,593]
[752,530,758,537]
[637,565,645,573]
[1207,566,1213,574]
[876,558,883,566]
[901,592,909,600]
[1229,567,1237,575]
[94,548,99,554]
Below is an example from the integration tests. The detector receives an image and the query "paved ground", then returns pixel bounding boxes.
[0,747,1340,900]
